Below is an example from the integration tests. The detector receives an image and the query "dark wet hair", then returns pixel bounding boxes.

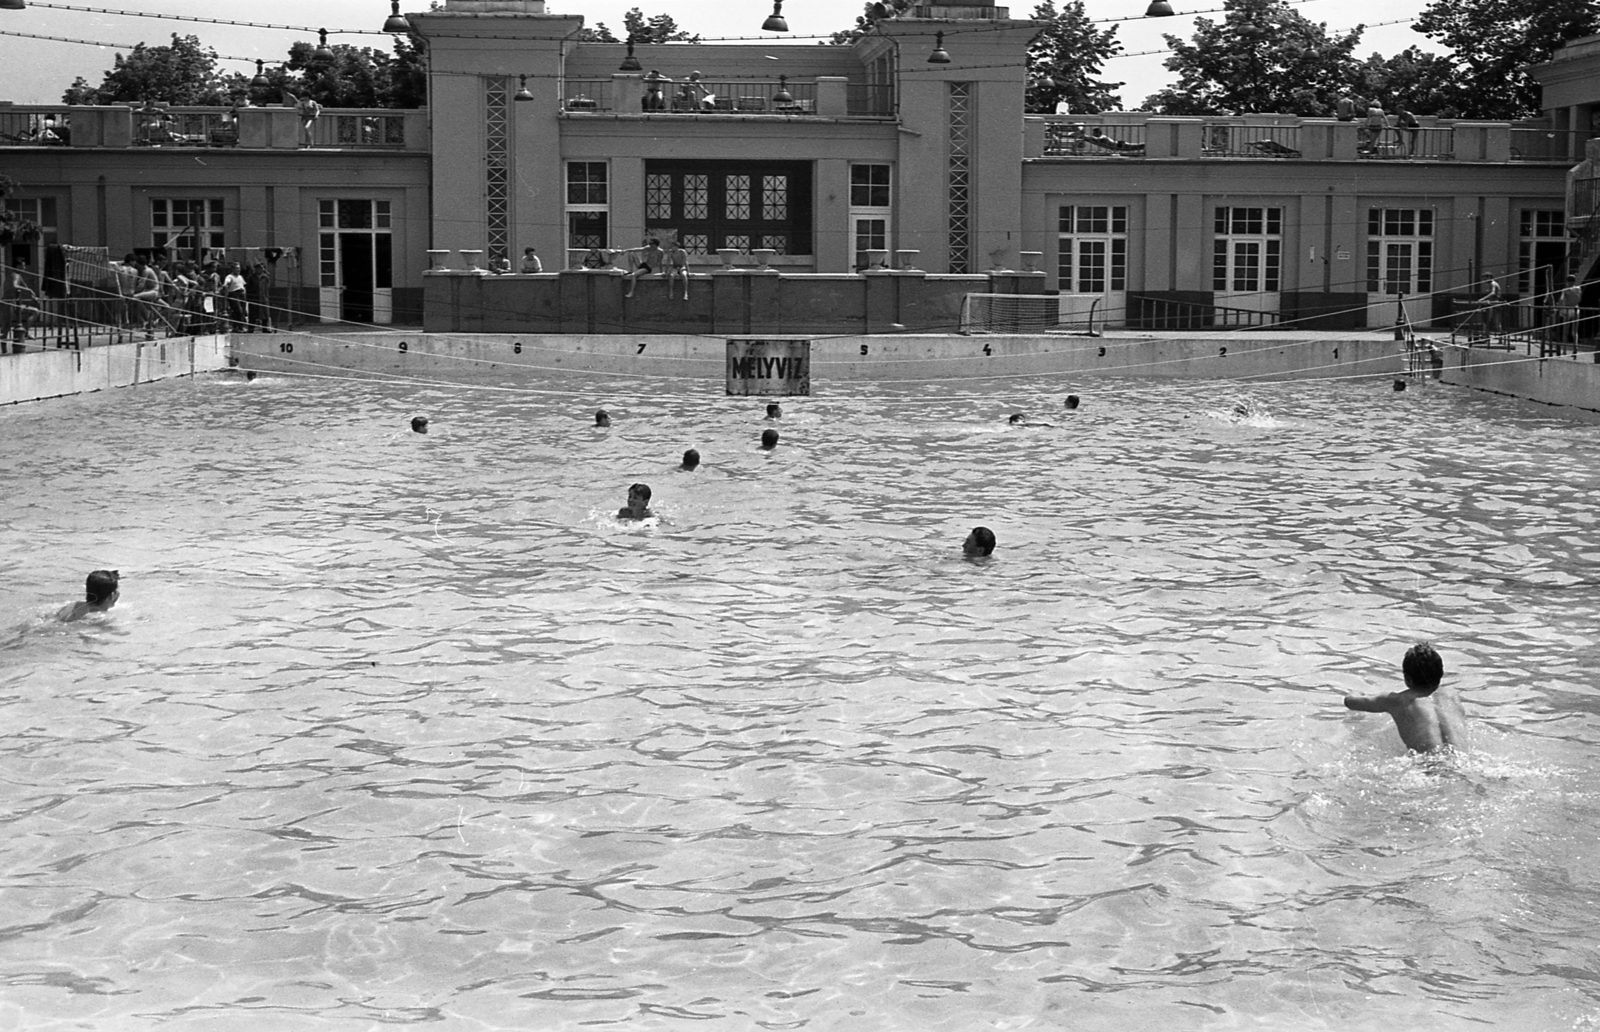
[595,410,611,426]
[1008,413,1026,424]
[967,527,995,556]
[85,569,119,604]
[761,428,779,448]
[766,402,781,417]
[1064,395,1080,410]
[1402,643,1443,692]
[629,482,652,502]
[410,415,429,432]
[681,448,700,470]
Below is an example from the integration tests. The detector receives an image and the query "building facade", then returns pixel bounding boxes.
[1,0,1593,331]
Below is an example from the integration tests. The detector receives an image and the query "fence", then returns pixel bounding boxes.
[1129,294,1279,330]
[1358,126,1454,160]
[1044,122,1146,157]
[1201,123,1301,159]
[308,112,408,148]
[1509,128,1597,162]
[564,78,822,115]
[0,107,69,147]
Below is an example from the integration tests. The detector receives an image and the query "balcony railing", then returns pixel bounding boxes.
[311,112,409,148]
[1357,126,1454,160]
[1045,122,1146,157]
[1202,123,1301,158]
[1572,178,1600,220]
[0,107,70,147]
[1510,128,1597,162]
[565,77,820,115]
[0,104,418,149]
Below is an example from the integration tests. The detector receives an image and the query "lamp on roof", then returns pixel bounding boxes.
[1145,0,1175,15]
[514,74,534,102]
[251,59,270,89]
[619,36,642,72]
[927,31,951,64]
[762,0,788,32]
[773,75,793,105]
[383,1,411,33]
[0,0,27,10]
[313,28,335,63]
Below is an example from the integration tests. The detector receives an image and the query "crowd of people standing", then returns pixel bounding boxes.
[113,253,274,338]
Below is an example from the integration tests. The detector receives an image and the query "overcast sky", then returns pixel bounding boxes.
[0,0,1440,107]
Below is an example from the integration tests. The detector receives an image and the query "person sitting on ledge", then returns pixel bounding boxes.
[623,238,664,299]
[519,247,542,274]
[963,527,995,558]
[59,569,120,622]
[618,482,654,520]
[488,255,512,275]
[678,448,700,471]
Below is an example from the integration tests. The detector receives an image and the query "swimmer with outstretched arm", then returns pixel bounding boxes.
[59,570,120,622]
[1343,642,1468,754]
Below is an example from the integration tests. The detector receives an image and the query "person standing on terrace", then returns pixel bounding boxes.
[664,237,690,301]
[1479,275,1506,335]
[1556,276,1584,345]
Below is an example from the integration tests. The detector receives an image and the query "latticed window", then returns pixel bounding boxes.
[568,162,608,205]
[1365,208,1432,295]
[566,162,610,256]
[643,160,811,255]
[1213,206,1281,293]
[152,198,225,252]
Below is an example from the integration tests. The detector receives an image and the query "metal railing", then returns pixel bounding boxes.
[309,112,408,148]
[0,107,70,146]
[1201,123,1301,159]
[846,83,894,117]
[1358,126,1454,160]
[1510,129,1597,162]
[564,78,821,115]
[1045,122,1146,157]
[136,109,234,147]
[1129,295,1279,329]
[1573,178,1600,220]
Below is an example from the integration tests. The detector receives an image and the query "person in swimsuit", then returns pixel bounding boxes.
[618,483,654,520]
[1343,642,1469,754]
[59,570,120,622]
[623,238,664,299]
[664,237,690,301]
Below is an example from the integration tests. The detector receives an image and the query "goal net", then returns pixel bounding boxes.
[959,293,1101,334]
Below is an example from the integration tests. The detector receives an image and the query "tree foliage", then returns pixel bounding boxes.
[579,8,701,44]
[1352,47,1458,117]
[60,32,426,108]
[1026,0,1123,114]
[62,34,233,106]
[1143,0,1363,116]
[1411,0,1600,119]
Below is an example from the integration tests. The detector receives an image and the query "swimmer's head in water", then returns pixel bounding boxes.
[411,416,429,433]
[1402,642,1443,693]
[1009,413,1026,424]
[766,403,782,418]
[963,527,995,557]
[628,483,652,504]
[595,410,611,427]
[680,448,700,470]
[85,569,120,604]
[1064,395,1080,410]
[761,428,779,450]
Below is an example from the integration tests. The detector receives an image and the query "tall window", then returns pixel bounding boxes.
[643,160,811,256]
[318,200,393,289]
[1365,208,1432,295]
[1518,209,1567,295]
[1057,205,1127,294]
[566,162,609,258]
[3,196,58,276]
[1213,207,1282,294]
[849,164,891,270]
[152,199,224,254]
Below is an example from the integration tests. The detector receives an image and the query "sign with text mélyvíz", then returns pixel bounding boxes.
[725,339,811,396]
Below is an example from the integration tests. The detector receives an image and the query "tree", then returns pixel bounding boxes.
[1026,0,1123,114]
[1143,0,1363,116]
[1412,0,1600,119]
[1352,46,1458,117]
[61,33,232,106]
[581,8,701,44]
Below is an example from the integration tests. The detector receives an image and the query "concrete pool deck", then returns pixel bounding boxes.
[6,329,1598,416]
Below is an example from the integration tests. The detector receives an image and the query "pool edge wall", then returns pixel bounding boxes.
[1440,346,1600,415]
[229,332,1408,384]
[0,336,232,407]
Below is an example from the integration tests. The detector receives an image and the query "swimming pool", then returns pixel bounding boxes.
[3,369,1599,1030]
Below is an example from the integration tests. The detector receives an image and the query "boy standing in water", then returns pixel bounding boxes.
[59,570,120,622]
[1343,642,1468,754]
[618,483,654,520]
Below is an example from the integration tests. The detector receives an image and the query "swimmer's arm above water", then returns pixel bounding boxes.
[1343,692,1398,713]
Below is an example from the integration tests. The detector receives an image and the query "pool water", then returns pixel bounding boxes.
[3,370,1600,1031]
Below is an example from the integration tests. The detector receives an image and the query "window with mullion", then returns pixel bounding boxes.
[644,160,811,255]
